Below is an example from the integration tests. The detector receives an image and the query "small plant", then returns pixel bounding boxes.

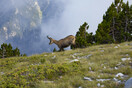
[40,58,45,64]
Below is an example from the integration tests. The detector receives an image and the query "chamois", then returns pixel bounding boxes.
[47,35,76,51]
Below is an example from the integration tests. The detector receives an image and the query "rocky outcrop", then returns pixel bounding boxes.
[0,0,42,42]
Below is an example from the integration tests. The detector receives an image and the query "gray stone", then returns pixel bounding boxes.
[121,58,131,61]
[82,54,92,59]
[97,83,100,87]
[84,77,93,81]
[114,46,118,48]
[115,73,124,78]
[43,81,54,83]
[0,72,4,75]
[96,79,110,82]
[125,78,132,88]
[113,78,121,83]
[70,59,79,63]
[100,50,104,52]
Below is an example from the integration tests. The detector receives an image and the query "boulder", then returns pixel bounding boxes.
[125,78,132,88]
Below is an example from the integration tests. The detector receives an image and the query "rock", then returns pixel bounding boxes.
[89,67,92,71]
[98,75,100,78]
[103,66,106,69]
[96,79,110,82]
[113,78,121,83]
[114,46,118,48]
[101,85,105,87]
[71,55,76,58]
[52,53,54,54]
[117,62,122,66]
[52,55,56,59]
[70,59,79,63]
[121,58,131,61]
[43,81,54,83]
[114,67,118,70]
[82,54,92,59]
[0,72,4,75]
[44,55,47,56]
[59,76,62,79]
[65,58,70,60]
[73,53,80,56]
[125,78,132,88]
[100,50,104,52]
[84,77,93,81]
[126,54,129,56]
[97,83,101,87]
[115,73,124,78]
[117,45,120,47]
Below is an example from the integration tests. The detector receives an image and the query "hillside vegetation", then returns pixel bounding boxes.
[0,42,132,88]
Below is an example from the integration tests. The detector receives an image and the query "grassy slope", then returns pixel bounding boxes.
[0,42,132,88]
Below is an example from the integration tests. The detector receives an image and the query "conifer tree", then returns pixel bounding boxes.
[75,22,89,48]
[95,0,132,43]
[13,47,20,56]
[120,1,132,41]
[0,43,21,58]
[0,43,7,58]
[53,48,57,52]
[7,43,13,57]
[74,22,95,48]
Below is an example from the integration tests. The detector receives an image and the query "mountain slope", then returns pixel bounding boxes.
[0,0,42,41]
[0,42,132,88]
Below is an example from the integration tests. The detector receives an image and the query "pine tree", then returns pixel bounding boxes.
[0,48,1,56]
[120,1,132,41]
[22,53,27,56]
[95,0,132,43]
[75,22,89,48]
[96,20,113,44]
[7,43,13,57]
[0,43,21,58]
[13,47,20,56]
[53,48,57,52]
[0,43,8,58]
[74,22,95,48]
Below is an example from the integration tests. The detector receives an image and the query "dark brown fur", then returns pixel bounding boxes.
[47,35,76,51]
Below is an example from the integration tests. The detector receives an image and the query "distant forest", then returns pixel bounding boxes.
[0,43,26,59]
[74,0,132,48]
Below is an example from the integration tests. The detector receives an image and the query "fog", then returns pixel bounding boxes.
[41,0,132,51]
[41,0,132,36]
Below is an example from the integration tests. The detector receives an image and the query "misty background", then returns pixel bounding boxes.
[0,0,132,55]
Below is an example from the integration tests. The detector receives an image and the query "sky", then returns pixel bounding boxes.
[41,0,132,40]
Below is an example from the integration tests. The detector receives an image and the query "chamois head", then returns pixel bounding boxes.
[47,36,54,45]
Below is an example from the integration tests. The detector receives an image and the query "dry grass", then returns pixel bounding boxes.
[0,42,132,88]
